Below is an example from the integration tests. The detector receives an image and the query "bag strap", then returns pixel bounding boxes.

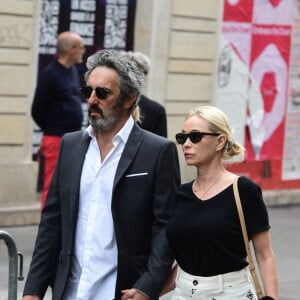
[233,176,263,299]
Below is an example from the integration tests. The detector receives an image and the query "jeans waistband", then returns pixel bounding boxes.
[176,267,250,291]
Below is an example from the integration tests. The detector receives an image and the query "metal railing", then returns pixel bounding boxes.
[0,230,24,300]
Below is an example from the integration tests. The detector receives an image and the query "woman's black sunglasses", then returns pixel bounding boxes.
[175,131,220,144]
[80,86,111,100]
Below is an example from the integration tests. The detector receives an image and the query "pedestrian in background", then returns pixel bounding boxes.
[166,105,278,299]
[31,31,85,211]
[23,49,180,300]
[123,51,168,137]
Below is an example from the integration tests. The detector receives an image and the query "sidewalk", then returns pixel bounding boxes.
[1,205,300,300]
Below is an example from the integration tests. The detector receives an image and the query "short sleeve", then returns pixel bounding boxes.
[237,176,270,238]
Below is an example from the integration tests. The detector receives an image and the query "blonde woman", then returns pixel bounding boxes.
[166,106,278,300]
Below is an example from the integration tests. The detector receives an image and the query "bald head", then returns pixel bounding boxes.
[57,32,82,55]
[56,31,85,67]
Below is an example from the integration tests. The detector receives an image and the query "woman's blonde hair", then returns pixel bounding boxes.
[187,105,245,160]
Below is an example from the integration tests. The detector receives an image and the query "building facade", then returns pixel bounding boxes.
[0,0,41,225]
[0,0,222,226]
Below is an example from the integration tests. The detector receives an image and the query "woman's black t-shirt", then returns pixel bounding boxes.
[166,176,270,277]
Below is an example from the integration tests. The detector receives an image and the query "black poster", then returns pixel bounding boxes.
[38,0,137,82]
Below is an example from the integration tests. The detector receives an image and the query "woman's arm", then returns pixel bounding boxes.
[252,230,279,300]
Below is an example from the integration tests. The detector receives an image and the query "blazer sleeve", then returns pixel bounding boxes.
[132,140,180,298]
[23,138,64,297]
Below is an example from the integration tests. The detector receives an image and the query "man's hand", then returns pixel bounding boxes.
[121,288,150,300]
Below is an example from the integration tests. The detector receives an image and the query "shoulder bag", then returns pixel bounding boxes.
[233,176,263,299]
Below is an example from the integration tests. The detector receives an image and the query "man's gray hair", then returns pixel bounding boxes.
[125,51,150,75]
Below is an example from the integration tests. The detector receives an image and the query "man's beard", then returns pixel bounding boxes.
[88,102,122,132]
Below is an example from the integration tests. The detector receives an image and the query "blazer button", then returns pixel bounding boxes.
[193,280,198,286]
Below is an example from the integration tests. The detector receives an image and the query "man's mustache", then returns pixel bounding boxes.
[88,105,104,117]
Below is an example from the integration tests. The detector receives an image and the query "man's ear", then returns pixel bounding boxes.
[124,94,137,109]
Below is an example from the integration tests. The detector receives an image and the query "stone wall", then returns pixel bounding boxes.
[0,0,41,225]
[135,0,223,182]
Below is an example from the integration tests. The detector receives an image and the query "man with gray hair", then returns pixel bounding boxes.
[23,50,180,300]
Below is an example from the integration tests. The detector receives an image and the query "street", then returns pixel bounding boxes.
[1,205,299,299]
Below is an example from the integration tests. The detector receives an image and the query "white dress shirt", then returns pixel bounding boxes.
[63,117,134,300]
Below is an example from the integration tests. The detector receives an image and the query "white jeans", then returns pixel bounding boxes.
[170,267,258,300]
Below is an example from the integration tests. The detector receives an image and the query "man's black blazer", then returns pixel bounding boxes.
[23,123,180,300]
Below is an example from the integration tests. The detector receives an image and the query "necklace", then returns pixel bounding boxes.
[193,172,223,199]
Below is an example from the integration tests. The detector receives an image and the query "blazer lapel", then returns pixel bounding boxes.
[69,131,91,223]
[113,124,143,189]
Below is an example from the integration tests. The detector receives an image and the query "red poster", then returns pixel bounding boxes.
[217,0,300,188]
[218,0,293,162]
[223,0,254,23]
[247,25,291,160]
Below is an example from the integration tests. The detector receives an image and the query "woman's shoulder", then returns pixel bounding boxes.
[177,181,193,191]
[176,181,194,197]
[236,175,262,199]
[237,175,260,188]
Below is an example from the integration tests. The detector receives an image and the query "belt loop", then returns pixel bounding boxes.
[176,266,181,283]
[218,274,224,292]
[246,267,252,282]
